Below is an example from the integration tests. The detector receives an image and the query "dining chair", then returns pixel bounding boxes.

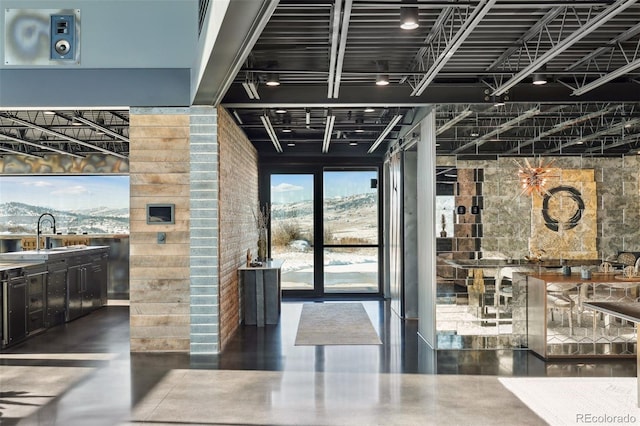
[546,283,578,335]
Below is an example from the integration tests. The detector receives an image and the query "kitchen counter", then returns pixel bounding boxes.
[0,236,128,301]
[0,245,108,262]
[1,245,110,348]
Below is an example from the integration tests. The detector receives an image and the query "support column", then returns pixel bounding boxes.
[417,108,437,348]
[189,106,220,354]
[129,107,192,352]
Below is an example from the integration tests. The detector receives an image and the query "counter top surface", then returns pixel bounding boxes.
[444,258,603,268]
[0,245,110,262]
[238,259,285,270]
[0,234,128,239]
[526,271,640,284]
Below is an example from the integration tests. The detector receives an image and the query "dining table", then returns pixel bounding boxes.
[582,301,640,407]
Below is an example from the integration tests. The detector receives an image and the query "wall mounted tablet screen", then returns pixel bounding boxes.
[147,204,175,224]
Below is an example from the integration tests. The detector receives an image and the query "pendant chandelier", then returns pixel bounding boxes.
[514,158,556,197]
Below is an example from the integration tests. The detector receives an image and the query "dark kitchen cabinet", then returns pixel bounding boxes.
[25,265,47,334]
[93,251,109,307]
[66,261,87,322]
[47,260,67,327]
[3,270,27,346]
[66,252,108,322]
[1,246,109,348]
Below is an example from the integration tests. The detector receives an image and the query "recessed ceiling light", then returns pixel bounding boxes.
[275,108,287,114]
[471,131,480,137]
[364,107,375,113]
[349,142,358,146]
[282,128,292,133]
[287,143,295,147]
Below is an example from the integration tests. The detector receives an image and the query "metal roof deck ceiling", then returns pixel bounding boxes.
[222,0,640,158]
[3,0,640,160]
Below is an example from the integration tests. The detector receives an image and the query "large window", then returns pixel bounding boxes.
[0,175,129,235]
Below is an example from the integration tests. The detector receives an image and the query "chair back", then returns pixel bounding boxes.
[599,262,613,273]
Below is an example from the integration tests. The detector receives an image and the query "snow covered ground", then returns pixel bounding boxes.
[271,193,379,291]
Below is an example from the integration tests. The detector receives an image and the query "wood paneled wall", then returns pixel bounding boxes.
[129,108,191,352]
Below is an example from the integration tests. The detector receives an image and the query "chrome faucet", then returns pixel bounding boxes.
[36,212,57,251]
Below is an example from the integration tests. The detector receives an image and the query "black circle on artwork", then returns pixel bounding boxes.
[542,186,585,232]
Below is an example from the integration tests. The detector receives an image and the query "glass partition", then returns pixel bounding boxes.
[270,174,314,291]
[323,170,379,294]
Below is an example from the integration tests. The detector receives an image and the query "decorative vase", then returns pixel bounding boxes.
[257,228,268,261]
[440,213,447,238]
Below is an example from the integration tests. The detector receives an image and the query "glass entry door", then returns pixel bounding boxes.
[323,170,379,294]
[268,168,380,296]
[270,174,314,291]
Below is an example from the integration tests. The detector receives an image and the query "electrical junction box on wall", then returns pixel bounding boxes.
[4,9,81,65]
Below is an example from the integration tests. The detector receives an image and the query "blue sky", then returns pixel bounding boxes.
[271,171,377,204]
[0,175,130,210]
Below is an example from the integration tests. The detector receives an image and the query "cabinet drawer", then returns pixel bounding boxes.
[28,312,44,333]
[29,295,44,312]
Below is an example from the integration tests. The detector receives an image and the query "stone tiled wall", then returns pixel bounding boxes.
[438,155,640,260]
[453,168,483,261]
[129,107,191,352]
[217,106,259,350]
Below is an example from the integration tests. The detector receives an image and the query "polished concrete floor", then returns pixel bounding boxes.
[0,300,636,425]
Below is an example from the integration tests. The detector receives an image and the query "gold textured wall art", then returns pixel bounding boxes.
[0,154,129,174]
[530,169,597,260]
